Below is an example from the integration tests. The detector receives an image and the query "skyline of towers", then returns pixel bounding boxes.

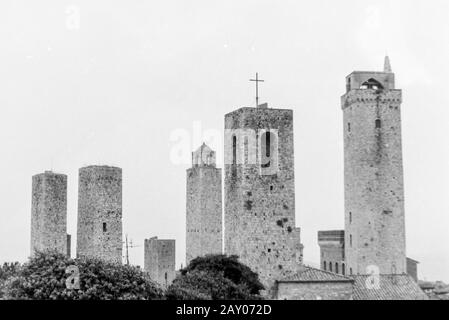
[76,165,123,263]
[186,143,223,265]
[30,171,68,256]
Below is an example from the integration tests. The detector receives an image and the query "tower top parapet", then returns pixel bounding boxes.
[345,57,396,93]
[192,143,216,168]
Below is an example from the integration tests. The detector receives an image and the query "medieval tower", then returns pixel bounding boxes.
[77,165,123,263]
[30,171,68,256]
[224,103,303,290]
[144,237,176,288]
[342,57,406,275]
[186,143,222,265]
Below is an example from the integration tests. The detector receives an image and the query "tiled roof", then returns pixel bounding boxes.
[278,266,353,283]
[351,274,429,300]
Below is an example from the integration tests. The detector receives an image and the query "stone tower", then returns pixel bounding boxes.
[30,171,67,256]
[77,165,122,263]
[342,57,406,275]
[144,237,176,288]
[186,143,222,265]
[224,103,303,291]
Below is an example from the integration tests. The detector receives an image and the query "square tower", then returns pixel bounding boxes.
[186,143,223,265]
[342,57,406,275]
[144,237,176,288]
[224,104,303,292]
[30,171,67,256]
[77,165,123,263]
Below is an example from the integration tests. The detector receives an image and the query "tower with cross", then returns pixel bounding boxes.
[223,79,303,295]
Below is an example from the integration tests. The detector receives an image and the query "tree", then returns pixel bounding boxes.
[0,262,21,299]
[5,251,163,300]
[166,255,264,300]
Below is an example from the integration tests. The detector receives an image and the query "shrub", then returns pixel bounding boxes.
[5,251,162,300]
[166,255,264,300]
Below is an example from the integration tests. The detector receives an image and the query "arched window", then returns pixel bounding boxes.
[350,268,353,275]
[375,119,381,129]
[342,263,346,275]
[232,135,237,165]
[349,212,352,224]
[360,78,384,90]
[261,131,271,168]
[103,222,107,232]
[323,261,327,271]
[335,263,339,274]
[244,136,249,164]
[350,234,352,247]
[329,263,333,272]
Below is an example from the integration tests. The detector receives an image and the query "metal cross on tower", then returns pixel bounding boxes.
[250,72,264,108]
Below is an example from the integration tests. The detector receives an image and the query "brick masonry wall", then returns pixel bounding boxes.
[186,166,222,265]
[224,107,303,293]
[30,172,67,256]
[276,281,353,300]
[144,237,176,288]
[342,87,406,275]
[77,166,122,263]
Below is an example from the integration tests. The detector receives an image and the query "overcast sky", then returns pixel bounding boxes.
[0,0,448,282]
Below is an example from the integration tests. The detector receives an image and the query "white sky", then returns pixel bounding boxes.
[0,0,448,282]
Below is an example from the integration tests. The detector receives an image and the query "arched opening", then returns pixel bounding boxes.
[103,222,107,232]
[329,263,333,272]
[350,234,352,247]
[360,78,384,90]
[261,131,271,168]
[350,268,353,275]
[349,212,352,224]
[244,136,249,164]
[342,263,346,275]
[232,135,237,165]
[335,263,339,274]
[323,261,327,271]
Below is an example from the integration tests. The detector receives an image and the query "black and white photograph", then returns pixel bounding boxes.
[0,0,448,309]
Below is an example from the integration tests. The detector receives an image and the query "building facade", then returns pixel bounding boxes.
[77,165,123,263]
[144,237,176,288]
[30,171,68,256]
[318,230,345,275]
[224,103,303,292]
[186,143,222,265]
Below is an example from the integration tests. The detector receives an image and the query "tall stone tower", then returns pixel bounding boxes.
[144,237,176,288]
[342,57,406,275]
[77,165,122,263]
[30,171,67,256]
[186,143,223,265]
[224,103,303,291]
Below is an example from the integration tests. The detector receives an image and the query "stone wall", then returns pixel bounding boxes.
[77,166,122,263]
[144,237,176,288]
[30,171,67,256]
[276,281,353,300]
[224,106,303,293]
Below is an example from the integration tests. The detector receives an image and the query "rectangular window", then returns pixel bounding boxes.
[375,119,381,129]
[103,223,107,232]
[348,123,351,132]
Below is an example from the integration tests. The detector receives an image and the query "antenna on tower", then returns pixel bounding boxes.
[122,234,141,266]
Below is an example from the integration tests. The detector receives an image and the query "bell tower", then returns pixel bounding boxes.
[342,57,406,275]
